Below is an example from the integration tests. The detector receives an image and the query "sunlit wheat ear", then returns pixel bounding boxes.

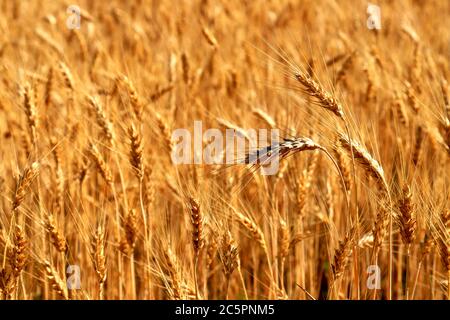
[338,133,389,193]
[124,209,138,250]
[92,226,107,299]
[393,90,408,126]
[218,230,240,299]
[331,226,356,281]
[0,228,24,298]
[88,143,113,185]
[42,260,68,300]
[58,61,74,91]
[87,96,115,146]
[441,79,450,118]
[364,61,377,103]
[163,247,182,300]
[233,210,266,252]
[150,83,175,102]
[216,117,251,141]
[118,75,142,118]
[294,72,344,119]
[187,198,203,257]
[404,81,419,114]
[245,137,324,167]
[143,169,155,210]
[205,234,218,274]
[251,107,276,128]
[44,67,53,106]
[12,162,39,212]
[335,51,355,85]
[181,52,190,85]
[440,280,449,298]
[23,84,38,143]
[412,125,424,166]
[35,28,63,56]
[155,112,173,154]
[76,156,89,187]
[420,232,435,260]
[278,216,290,261]
[334,141,352,192]
[11,226,27,278]
[201,26,218,49]
[218,231,239,277]
[397,185,417,245]
[50,137,64,215]
[44,213,67,253]
[436,211,450,272]
[128,124,144,180]
[372,205,389,258]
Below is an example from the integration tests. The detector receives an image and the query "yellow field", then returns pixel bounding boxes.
[0,0,449,300]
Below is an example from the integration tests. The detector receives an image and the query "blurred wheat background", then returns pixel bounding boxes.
[0,0,449,300]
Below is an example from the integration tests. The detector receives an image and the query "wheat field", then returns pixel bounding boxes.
[0,0,449,300]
